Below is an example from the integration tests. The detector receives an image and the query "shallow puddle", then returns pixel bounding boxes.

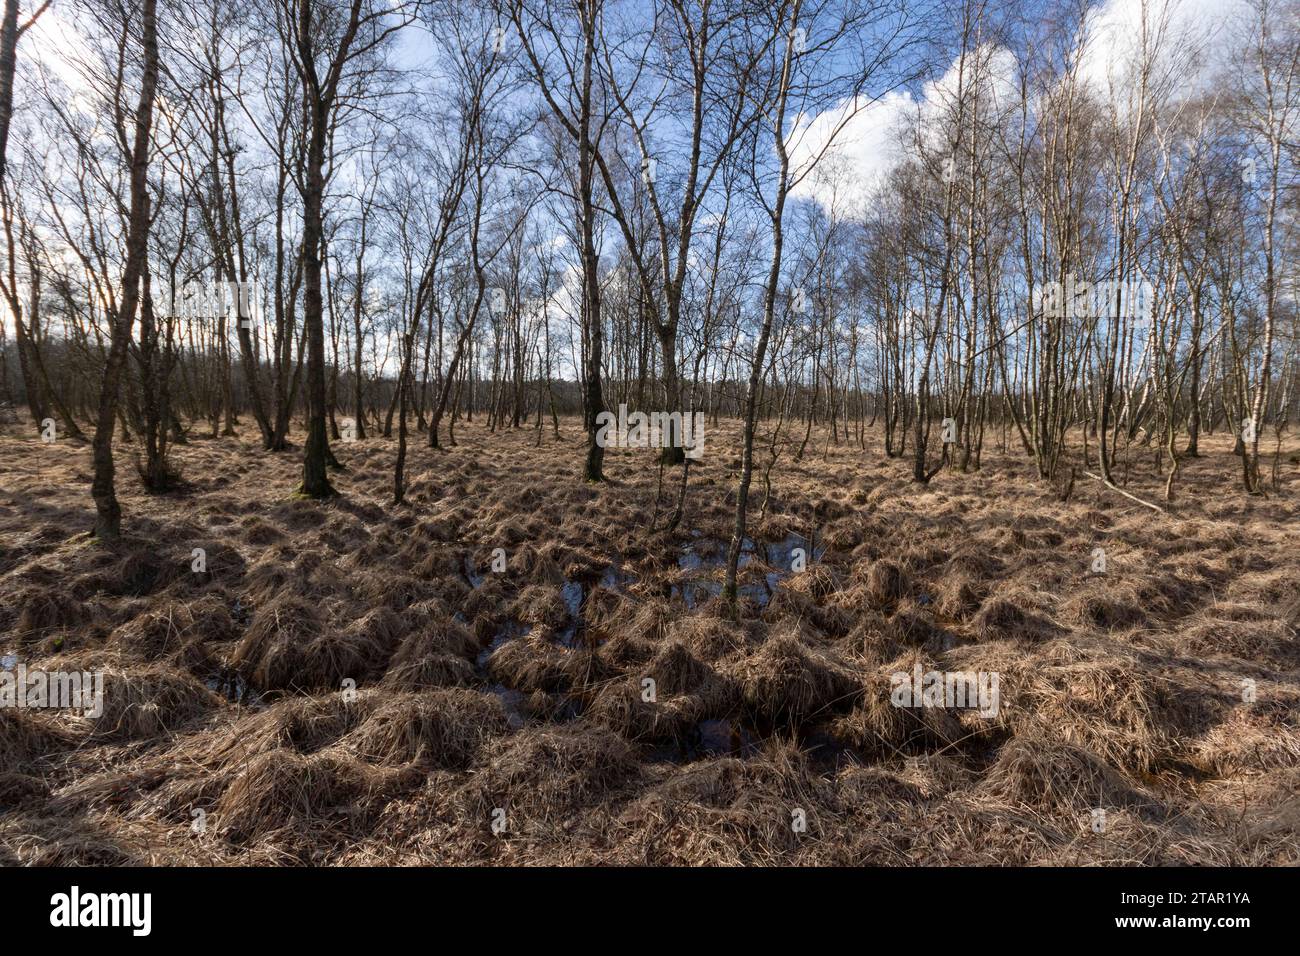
[686,718,760,758]
[561,579,583,617]
[556,566,632,648]
[463,554,485,589]
[475,620,531,670]
[205,670,262,707]
[761,531,827,572]
[671,531,824,609]
[487,684,528,729]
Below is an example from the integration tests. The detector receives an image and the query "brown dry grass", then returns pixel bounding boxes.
[0,416,1297,865]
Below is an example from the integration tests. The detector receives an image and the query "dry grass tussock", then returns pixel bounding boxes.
[0,418,1297,864]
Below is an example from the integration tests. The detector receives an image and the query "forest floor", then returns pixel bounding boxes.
[1,416,1298,865]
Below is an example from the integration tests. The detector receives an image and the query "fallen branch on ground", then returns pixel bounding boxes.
[1082,471,1167,514]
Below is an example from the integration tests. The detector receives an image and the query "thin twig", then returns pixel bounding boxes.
[1081,470,1168,514]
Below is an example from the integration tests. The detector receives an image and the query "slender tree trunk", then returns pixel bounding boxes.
[91,0,158,539]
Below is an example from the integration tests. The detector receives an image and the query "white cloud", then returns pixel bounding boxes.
[1077,0,1249,103]
[24,5,95,95]
[788,44,1019,215]
[787,89,916,216]
[788,0,1251,215]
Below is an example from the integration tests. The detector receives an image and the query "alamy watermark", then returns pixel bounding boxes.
[50,886,151,936]
[0,663,104,718]
[165,278,262,326]
[594,404,705,459]
[891,663,1000,718]
[1034,275,1153,324]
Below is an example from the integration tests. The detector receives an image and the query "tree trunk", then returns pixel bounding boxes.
[91,0,158,539]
